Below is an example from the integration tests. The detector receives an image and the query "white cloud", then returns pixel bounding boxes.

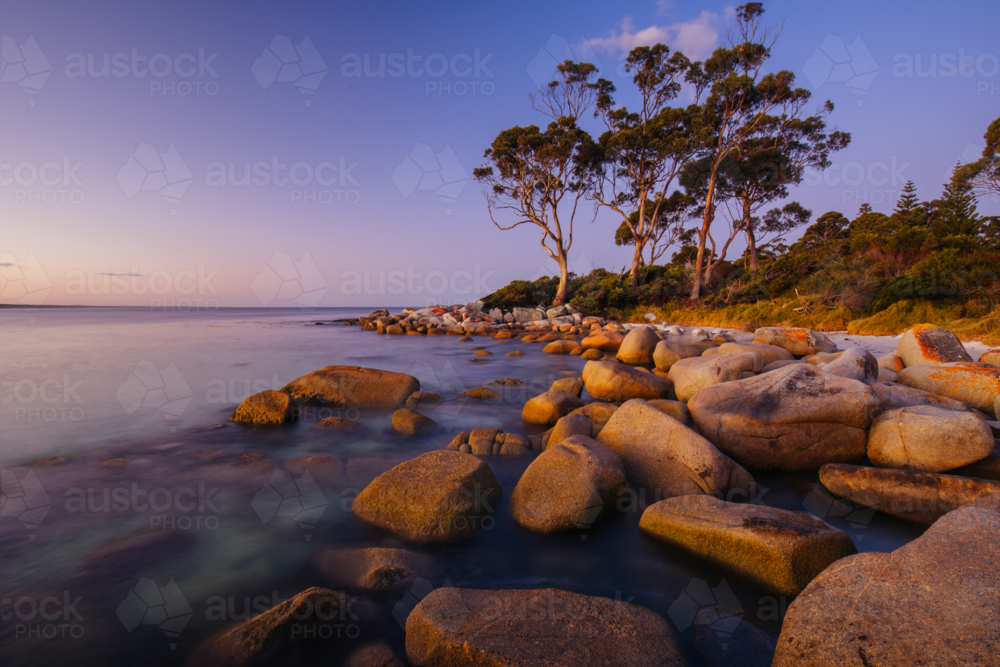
[587,10,725,61]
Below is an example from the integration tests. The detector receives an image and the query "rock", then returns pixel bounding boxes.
[898,362,1000,413]
[616,325,660,365]
[694,608,776,667]
[316,416,365,429]
[812,347,879,385]
[950,450,1000,481]
[368,309,389,318]
[405,587,687,666]
[597,399,756,501]
[896,323,973,368]
[569,402,619,427]
[546,305,568,319]
[753,327,838,356]
[647,399,694,427]
[521,389,584,426]
[472,349,493,356]
[688,365,879,472]
[761,359,809,373]
[282,366,419,408]
[405,391,443,408]
[818,463,1000,524]
[446,429,532,456]
[391,409,438,436]
[640,495,856,597]
[207,587,363,666]
[653,340,703,372]
[980,348,1000,366]
[543,340,581,354]
[351,451,502,542]
[510,435,626,533]
[462,387,499,401]
[313,547,435,595]
[546,413,594,448]
[345,643,404,667]
[871,382,972,413]
[490,377,524,386]
[668,352,764,402]
[703,342,794,367]
[550,376,583,397]
[996,394,1000,418]
[772,507,1000,667]
[580,348,604,360]
[867,406,994,472]
[512,307,545,322]
[230,390,298,425]
[583,359,672,402]
[580,330,625,351]
[877,352,905,373]
[504,350,523,357]
[385,323,405,335]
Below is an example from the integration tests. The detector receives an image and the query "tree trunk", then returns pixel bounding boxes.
[690,178,717,302]
[629,240,643,291]
[747,229,758,271]
[552,247,569,306]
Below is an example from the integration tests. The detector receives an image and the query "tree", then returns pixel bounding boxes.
[591,44,700,290]
[473,63,601,306]
[745,201,812,266]
[957,116,1000,198]
[613,191,696,266]
[684,2,828,301]
[930,165,983,250]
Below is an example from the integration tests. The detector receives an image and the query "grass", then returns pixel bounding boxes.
[622,298,1000,346]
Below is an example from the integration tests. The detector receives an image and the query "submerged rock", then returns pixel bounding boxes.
[352,451,502,542]
[230,390,298,425]
[391,409,438,436]
[446,429,533,456]
[282,366,419,408]
[688,365,878,472]
[510,435,626,534]
[313,547,435,595]
[773,507,1000,667]
[818,463,1000,524]
[640,495,856,597]
[405,587,687,666]
[597,399,755,501]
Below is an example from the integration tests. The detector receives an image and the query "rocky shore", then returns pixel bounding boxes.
[217,305,1000,666]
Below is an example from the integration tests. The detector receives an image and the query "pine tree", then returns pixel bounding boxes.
[930,165,982,247]
[858,203,873,215]
[894,181,921,216]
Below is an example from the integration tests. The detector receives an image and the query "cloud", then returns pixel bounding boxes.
[0,262,13,267]
[587,10,725,61]
[99,272,145,277]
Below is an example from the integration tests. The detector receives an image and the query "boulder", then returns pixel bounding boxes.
[405,587,686,667]
[980,348,1000,366]
[282,366,419,408]
[811,347,879,385]
[568,402,618,427]
[647,399,694,427]
[753,327,838,356]
[546,413,594,448]
[867,406,994,472]
[896,323,973,368]
[543,340,581,354]
[640,495,856,597]
[898,362,1000,414]
[510,435,626,533]
[617,326,660,365]
[550,376,583,397]
[761,359,809,373]
[877,352,905,373]
[580,348,604,360]
[871,382,972,413]
[446,429,533,456]
[345,643,404,667]
[688,365,879,471]
[668,352,764,402]
[391,409,438,436]
[512,307,544,322]
[580,330,625,351]
[597,399,756,501]
[950,450,1000,481]
[521,389,584,426]
[313,547,434,595]
[230,390,298,425]
[772,507,1000,667]
[653,340,703,372]
[351,451,502,542]
[818,463,1000,524]
[583,360,672,402]
[702,342,794,367]
[207,587,364,666]
[461,387,499,401]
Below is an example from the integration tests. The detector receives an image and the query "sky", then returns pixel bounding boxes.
[0,0,998,308]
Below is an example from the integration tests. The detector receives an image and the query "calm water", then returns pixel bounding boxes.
[0,307,925,666]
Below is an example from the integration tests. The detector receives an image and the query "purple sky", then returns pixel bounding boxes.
[1,0,998,308]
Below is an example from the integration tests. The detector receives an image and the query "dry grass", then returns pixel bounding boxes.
[624,298,1000,346]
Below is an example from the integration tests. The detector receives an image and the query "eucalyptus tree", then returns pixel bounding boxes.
[613,191,696,266]
[474,62,601,306]
[958,116,1000,198]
